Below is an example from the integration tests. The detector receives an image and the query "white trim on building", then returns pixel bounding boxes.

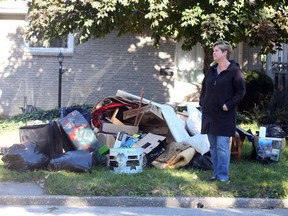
[1,0,74,57]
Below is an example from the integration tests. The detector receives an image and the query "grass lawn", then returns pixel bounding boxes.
[0,123,287,199]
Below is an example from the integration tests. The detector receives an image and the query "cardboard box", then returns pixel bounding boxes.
[140,125,169,135]
[132,133,166,154]
[123,104,163,122]
[254,136,286,161]
[254,136,286,150]
[132,133,166,167]
[122,104,164,127]
[96,133,115,149]
[100,122,139,135]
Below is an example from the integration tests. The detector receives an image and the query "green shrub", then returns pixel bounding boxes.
[236,71,288,132]
[0,104,94,133]
[238,70,274,114]
[253,106,288,134]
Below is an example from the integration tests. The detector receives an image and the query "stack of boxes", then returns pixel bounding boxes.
[255,126,286,162]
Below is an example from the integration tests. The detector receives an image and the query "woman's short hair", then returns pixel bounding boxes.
[213,41,232,59]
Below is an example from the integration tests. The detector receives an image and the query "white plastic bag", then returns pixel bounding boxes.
[186,134,210,155]
[186,104,202,135]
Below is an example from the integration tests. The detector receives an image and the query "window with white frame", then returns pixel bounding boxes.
[175,41,204,84]
[0,0,74,56]
[24,34,74,56]
[175,41,242,84]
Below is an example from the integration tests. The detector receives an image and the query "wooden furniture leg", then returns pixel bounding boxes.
[230,132,245,162]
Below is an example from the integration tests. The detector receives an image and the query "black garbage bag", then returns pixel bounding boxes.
[19,121,75,158]
[185,152,213,170]
[92,149,108,166]
[48,150,93,173]
[1,142,50,172]
[266,124,287,138]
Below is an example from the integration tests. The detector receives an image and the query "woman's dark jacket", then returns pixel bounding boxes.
[199,60,246,137]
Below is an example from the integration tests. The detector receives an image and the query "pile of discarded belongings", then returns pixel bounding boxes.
[1,90,213,173]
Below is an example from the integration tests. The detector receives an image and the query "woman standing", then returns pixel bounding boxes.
[199,41,246,182]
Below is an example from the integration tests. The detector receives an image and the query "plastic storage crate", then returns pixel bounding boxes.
[109,148,143,174]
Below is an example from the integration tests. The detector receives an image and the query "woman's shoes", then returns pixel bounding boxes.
[218,178,230,183]
[210,176,217,181]
[210,176,230,182]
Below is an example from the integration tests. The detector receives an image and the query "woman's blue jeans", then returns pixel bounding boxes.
[207,134,231,181]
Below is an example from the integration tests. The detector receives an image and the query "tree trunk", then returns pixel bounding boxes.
[203,46,213,75]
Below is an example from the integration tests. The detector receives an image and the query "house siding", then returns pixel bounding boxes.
[0,16,176,115]
[1,2,269,116]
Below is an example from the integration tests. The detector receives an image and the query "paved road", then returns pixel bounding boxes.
[0,205,287,216]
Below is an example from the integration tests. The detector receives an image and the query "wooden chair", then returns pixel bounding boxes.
[230,131,246,162]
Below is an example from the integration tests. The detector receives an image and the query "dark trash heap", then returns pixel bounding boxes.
[1,90,285,173]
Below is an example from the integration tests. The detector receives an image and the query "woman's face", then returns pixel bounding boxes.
[213,45,227,62]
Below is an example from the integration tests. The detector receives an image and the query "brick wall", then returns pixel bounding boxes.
[1,9,266,116]
[0,19,176,115]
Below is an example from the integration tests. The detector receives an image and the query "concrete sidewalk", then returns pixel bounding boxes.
[0,182,287,209]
